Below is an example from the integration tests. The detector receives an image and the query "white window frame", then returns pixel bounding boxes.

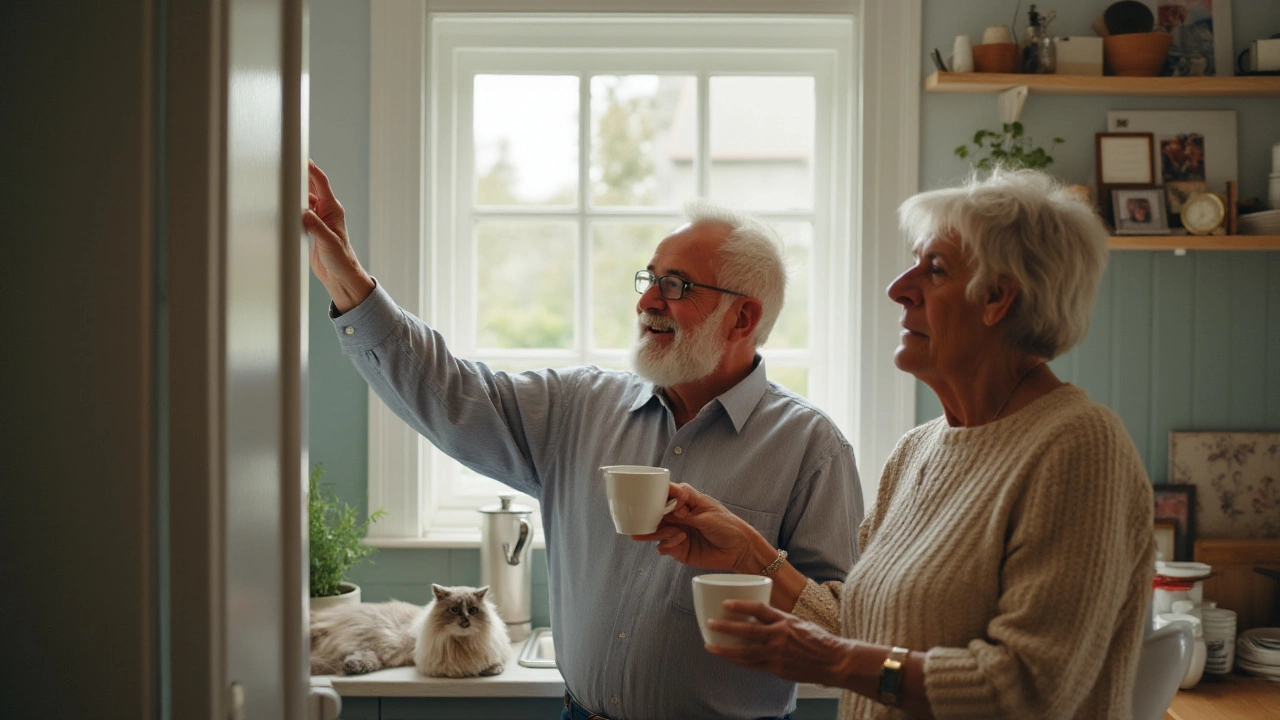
[366,0,919,547]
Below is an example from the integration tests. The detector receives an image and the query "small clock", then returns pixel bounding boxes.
[1181,192,1226,235]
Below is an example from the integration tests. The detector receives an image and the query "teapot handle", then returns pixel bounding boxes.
[503,518,531,565]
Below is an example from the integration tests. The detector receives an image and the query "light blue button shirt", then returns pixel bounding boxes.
[334,284,863,720]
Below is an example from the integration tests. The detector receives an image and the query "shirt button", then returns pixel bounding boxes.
[673,446,683,455]
[611,697,619,705]
[343,326,354,335]
[618,632,626,639]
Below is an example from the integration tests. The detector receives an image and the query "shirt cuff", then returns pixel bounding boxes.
[330,279,399,354]
[922,645,1000,718]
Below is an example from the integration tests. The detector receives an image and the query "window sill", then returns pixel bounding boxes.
[364,528,547,550]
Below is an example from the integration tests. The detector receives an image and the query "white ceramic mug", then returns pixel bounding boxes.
[601,465,677,534]
[691,574,773,648]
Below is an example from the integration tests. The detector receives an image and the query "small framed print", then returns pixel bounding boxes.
[1112,187,1170,235]
[1097,132,1156,186]
[1153,484,1196,561]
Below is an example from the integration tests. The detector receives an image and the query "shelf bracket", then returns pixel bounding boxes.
[997,85,1029,125]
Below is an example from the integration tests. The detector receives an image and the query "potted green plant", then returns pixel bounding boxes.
[309,463,386,610]
[954,121,1064,172]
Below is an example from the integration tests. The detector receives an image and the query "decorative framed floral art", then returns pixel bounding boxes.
[1169,432,1280,542]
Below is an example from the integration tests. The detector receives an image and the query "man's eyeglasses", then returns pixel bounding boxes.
[634,270,747,301]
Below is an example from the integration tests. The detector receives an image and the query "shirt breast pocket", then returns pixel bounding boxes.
[667,501,784,616]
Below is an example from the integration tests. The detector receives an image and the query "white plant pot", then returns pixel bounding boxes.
[309,582,361,612]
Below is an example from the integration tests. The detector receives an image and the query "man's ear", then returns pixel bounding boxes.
[729,297,763,341]
[982,278,1019,327]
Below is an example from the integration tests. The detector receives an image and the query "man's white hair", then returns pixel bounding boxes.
[683,198,788,347]
[897,169,1109,359]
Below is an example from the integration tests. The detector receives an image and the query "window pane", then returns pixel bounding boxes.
[476,221,576,349]
[768,365,809,398]
[767,222,811,349]
[474,75,579,206]
[591,75,696,207]
[591,221,673,349]
[708,76,814,211]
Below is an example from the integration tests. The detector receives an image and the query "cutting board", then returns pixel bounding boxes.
[1194,539,1280,632]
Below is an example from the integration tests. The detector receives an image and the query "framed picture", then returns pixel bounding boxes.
[1146,0,1235,77]
[1165,179,1208,215]
[1107,110,1238,193]
[1112,187,1170,234]
[1096,132,1155,186]
[1154,521,1178,563]
[1153,484,1196,561]
[1169,432,1280,540]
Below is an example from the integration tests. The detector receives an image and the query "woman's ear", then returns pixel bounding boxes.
[982,278,1019,326]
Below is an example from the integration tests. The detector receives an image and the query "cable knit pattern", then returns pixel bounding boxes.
[793,385,1154,719]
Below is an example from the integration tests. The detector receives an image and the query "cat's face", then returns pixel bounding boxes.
[430,584,492,635]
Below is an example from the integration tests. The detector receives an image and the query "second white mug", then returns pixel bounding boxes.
[692,574,773,648]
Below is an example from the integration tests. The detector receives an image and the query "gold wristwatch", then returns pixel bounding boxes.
[877,646,910,706]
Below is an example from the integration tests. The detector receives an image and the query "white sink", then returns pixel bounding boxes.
[518,627,556,668]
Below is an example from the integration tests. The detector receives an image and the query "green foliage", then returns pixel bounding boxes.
[954,122,1064,172]
[308,463,385,598]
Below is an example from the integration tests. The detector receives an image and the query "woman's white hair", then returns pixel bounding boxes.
[897,169,1109,359]
[683,198,788,347]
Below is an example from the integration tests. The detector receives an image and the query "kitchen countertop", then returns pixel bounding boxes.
[312,639,843,700]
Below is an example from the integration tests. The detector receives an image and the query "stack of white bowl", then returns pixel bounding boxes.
[1200,608,1237,674]
[1237,208,1280,235]
[1235,627,1280,680]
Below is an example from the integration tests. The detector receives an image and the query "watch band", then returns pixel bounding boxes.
[877,646,910,706]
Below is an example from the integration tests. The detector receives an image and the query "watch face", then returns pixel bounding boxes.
[1182,193,1224,234]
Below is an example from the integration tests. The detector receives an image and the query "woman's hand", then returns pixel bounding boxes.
[630,482,773,574]
[704,600,856,687]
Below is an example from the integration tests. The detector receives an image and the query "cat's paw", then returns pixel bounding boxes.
[479,663,504,676]
[342,650,382,675]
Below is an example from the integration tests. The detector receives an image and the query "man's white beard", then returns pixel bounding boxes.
[630,300,732,387]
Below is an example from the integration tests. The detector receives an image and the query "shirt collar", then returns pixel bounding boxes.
[627,355,768,434]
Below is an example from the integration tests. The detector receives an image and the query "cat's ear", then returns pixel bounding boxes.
[431,584,448,602]
[475,586,489,600]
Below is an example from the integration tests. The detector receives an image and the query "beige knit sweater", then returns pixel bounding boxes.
[793,385,1154,720]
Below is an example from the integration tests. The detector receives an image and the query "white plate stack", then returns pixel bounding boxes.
[1237,208,1280,235]
[1236,627,1280,681]
[1201,608,1237,674]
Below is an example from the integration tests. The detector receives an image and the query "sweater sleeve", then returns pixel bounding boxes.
[921,410,1154,719]
[792,579,843,632]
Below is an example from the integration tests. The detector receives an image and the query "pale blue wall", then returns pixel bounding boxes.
[308,0,1280,619]
[915,0,1280,482]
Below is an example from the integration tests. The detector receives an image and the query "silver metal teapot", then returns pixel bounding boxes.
[479,495,534,642]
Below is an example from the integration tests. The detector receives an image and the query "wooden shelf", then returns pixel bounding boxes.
[925,72,1280,97]
[1107,235,1280,251]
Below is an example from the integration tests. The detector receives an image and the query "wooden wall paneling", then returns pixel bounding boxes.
[1149,253,1196,482]
[1227,258,1269,425]
[1111,252,1155,470]
[1191,255,1235,428]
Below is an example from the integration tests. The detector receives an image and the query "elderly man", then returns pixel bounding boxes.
[303,160,863,720]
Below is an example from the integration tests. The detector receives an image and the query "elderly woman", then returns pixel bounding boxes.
[637,170,1154,719]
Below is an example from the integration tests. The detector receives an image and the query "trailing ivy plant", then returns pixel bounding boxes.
[309,463,386,598]
[954,122,1064,172]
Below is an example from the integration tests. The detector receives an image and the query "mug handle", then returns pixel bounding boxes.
[662,497,678,514]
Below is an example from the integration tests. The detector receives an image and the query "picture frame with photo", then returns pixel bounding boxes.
[1145,0,1235,77]
[1107,110,1238,194]
[1153,484,1196,561]
[1112,187,1170,235]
